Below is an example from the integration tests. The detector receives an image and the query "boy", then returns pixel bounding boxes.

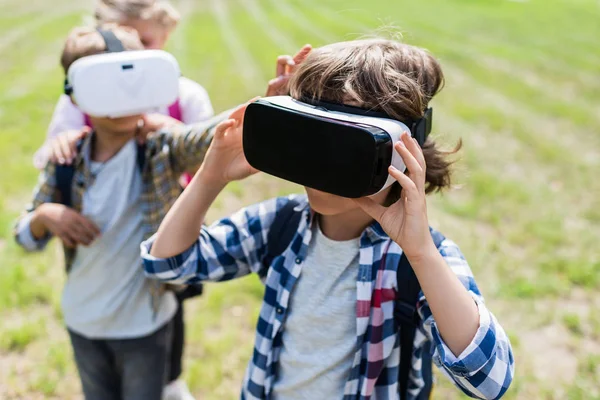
[35,3,213,398]
[141,39,515,400]
[14,24,225,400]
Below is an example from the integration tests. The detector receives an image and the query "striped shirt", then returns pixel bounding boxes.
[141,195,514,400]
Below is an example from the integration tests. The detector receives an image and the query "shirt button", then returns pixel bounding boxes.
[276,307,283,314]
[295,258,302,264]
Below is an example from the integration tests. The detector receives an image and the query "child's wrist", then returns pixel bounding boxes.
[403,239,439,267]
[196,167,228,189]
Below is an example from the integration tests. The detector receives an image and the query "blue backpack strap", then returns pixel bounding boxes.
[54,139,86,207]
[55,164,75,207]
[260,198,302,277]
[136,143,146,171]
[396,229,445,400]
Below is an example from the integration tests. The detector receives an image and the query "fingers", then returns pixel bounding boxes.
[388,164,418,195]
[276,55,294,77]
[58,134,73,164]
[70,225,95,246]
[58,232,76,248]
[354,197,387,222]
[404,133,426,170]
[48,140,62,164]
[395,134,425,190]
[76,214,101,237]
[70,215,101,246]
[291,44,312,71]
[266,76,288,97]
[228,98,258,123]
[215,119,235,140]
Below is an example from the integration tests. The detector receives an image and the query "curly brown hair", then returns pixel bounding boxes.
[289,38,461,201]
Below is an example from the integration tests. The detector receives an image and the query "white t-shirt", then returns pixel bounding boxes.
[272,221,360,400]
[34,76,213,169]
[61,140,177,339]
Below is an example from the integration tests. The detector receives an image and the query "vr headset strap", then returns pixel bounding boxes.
[96,28,125,53]
[300,97,433,147]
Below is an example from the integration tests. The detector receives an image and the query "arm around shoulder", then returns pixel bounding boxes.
[153,108,238,175]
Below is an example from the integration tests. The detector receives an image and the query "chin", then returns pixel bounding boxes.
[304,188,358,215]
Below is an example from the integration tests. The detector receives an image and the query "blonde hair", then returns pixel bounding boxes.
[290,38,460,196]
[61,23,144,73]
[94,0,180,31]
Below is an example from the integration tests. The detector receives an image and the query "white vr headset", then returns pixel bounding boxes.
[243,96,433,198]
[64,29,180,118]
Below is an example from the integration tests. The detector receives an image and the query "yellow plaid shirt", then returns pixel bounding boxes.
[15,116,224,314]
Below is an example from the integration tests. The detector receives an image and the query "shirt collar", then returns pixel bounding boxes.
[301,197,389,244]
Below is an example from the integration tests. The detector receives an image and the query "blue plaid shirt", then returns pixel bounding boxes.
[141,195,514,400]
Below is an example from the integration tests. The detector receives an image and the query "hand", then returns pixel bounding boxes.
[136,113,183,144]
[49,127,91,165]
[36,203,101,247]
[355,133,435,260]
[198,101,259,185]
[266,44,312,96]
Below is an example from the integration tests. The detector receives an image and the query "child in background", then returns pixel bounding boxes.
[141,39,514,400]
[35,0,213,169]
[16,24,226,400]
[35,2,212,399]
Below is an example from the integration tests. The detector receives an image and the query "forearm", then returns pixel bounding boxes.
[29,208,50,240]
[14,208,51,252]
[150,169,226,258]
[409,247,480,356]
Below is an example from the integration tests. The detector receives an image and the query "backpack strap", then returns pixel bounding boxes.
[168,99,183,122]
[55,164,76,207]
[260,199,302,276]
[54,140,145,207]
[54,139,85,207]
[136,143,146,171]
[396,229,445,400]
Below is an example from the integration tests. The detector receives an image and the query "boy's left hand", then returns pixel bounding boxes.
[355,132,436,260]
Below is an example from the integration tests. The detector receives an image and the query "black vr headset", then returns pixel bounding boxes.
[242,96,432,198]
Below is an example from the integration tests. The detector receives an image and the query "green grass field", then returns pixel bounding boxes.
[1,0,599,398]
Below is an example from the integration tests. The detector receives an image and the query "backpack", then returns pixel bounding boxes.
[262,199,445,400]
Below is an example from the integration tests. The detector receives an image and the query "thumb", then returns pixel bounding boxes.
[354,197,386,223]
[214,119,235,140]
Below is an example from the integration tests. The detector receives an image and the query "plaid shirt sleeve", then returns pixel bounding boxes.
[13,163,58,251]
[154,108,236,175]
[141,195,297,284]
[417,238,515,400]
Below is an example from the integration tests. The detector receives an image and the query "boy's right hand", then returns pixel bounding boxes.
[198,102,259,186]
[49,127,91,165]
[34,203,101,247]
